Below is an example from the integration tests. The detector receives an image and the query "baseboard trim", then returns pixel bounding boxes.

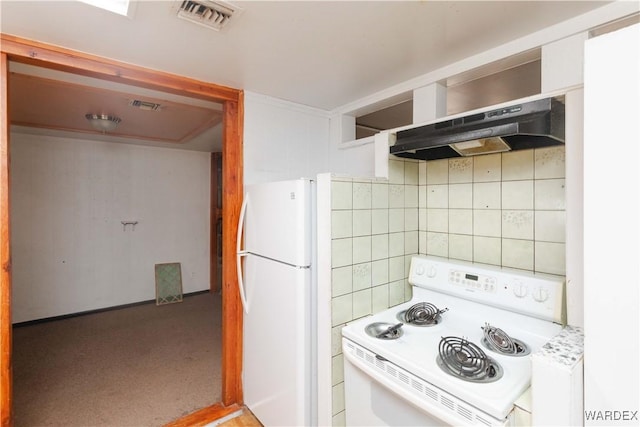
[12,290,212,328]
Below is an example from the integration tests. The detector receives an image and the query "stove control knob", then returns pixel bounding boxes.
[512,281,528,298]
[415,265,425,276]
[532,287,549,303]
[426,265,437,278]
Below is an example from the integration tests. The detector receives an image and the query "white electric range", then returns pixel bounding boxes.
[341,255,564,426]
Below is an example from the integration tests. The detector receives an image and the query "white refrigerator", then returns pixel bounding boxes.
[236,178,316,427]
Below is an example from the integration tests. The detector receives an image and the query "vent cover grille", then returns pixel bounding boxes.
[176,0,241,31]
[129,100,162,111]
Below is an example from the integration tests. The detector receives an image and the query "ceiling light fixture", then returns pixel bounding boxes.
[85,114,122,133]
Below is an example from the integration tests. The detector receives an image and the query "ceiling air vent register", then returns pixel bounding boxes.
[176,0,242,31]
[129,100,162,111]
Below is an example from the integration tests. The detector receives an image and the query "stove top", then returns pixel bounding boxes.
[341,255,564,421]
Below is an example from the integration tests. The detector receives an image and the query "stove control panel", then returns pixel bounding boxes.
[409,255,565,323]
[449,270,497,293]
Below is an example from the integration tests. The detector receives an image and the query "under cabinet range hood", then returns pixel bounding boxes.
[390,97,565,160]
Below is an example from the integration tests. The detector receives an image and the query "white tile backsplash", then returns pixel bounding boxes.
[331,238,352,268]
[427,185,448,208]
[473,182,501,209]
[331,211,352,239]
[332,354,344,386]
[332,382,345,414]
[371,259,388,286]
[449,183,473,208]
[352,289,372,319]
[371,209,389,235]
[404,208,419,231]
[371,183,389,208]
[418,162,427,185]
[371,234,389,260]
[331,294,352,326]
[535,241,566,275]
[474,210,501,237]
[352,210,371,237]
[332,411,346,427]
[388,256,405,282]
[535,146,565,179]
[419,231,427,254]
[502,238,534,270]
[389,208,405,233]
[331,325,343,356]
[389,185,405,208]
[404,231,419,254]
[474,236,501,266]
[388,232,405,257]
[502,150,534,181]
[371,284,389,312]
[331,181,352,210]
[417,149,565,269]
[427,208,448,233]
[352,181,372,209]
[404,161,419,185]
[352,263,371,291]
[388,159,405,184]
[473,153,502,182]
[389,280,406,306]
[352,236,372,264]
[426,232,448,257]
[426,159,449,184]
[502,210,534,240]
[404,185,419,208]
[331,266,353,297]
[502,180,534,210]
[449,234,473,261]
[449,209,473,235]
[535,179,566,210]
[449,158,473,183]
[535,210,566,243]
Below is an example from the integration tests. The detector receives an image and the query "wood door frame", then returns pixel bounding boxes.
[0,34,244,426]
[210,152,222,294]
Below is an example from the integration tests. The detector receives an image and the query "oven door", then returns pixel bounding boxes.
[342,338,511,427]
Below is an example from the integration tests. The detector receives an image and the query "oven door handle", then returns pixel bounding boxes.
[343,346,506,426]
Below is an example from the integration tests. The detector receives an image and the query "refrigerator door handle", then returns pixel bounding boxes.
[236,195,250,314]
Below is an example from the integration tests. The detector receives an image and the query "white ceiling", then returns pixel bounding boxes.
[0,1,612,112]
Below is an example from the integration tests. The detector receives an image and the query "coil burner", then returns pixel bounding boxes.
[481,323,531,356]
[397,302,448,326]
[436,336,503,383]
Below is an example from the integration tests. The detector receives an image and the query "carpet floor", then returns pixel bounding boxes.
[12,292,222,427]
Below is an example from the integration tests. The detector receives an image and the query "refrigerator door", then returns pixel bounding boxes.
[243,179,311,267]
[242,253,311,426]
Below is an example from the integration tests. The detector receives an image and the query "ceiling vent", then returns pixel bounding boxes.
[129,99,162,111]
[176,0,242,31]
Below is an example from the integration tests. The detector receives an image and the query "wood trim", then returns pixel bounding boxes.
[221,95,244,406]
[0,52,12,427]
[210,152,222,293]
[0,34,239,104]
[163,403,242,427]
[0,35,244,425]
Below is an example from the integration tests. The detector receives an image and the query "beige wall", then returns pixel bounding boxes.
[10,133,211,323]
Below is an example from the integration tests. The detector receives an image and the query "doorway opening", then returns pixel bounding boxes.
[1,35,244,426]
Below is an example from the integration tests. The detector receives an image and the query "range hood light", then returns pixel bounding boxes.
[452,140,484,150]
[450,137,511,157]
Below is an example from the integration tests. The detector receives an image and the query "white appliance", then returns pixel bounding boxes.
[236,179,316,427]
[342,255,564,426]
